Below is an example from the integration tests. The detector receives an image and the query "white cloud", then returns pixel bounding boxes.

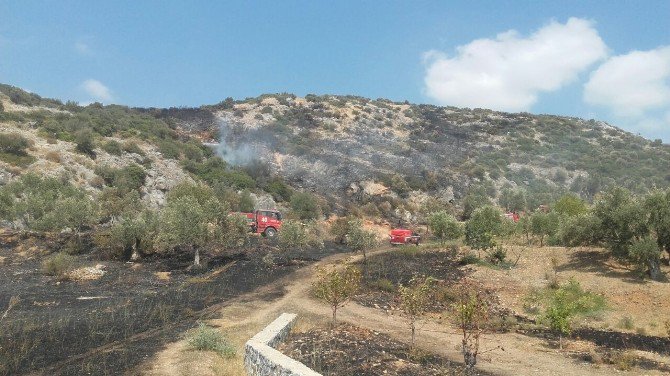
[81,79,113,102]
[584,46,670,140]
[423,18,608,112]
[584,46,670,117]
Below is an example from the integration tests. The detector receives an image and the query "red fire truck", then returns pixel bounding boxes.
[235,210,283,237]
[389,228,421,246]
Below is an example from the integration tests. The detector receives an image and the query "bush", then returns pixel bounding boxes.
[42,252,76,278]
[122,141,145,156]
[74,128,95,156]
[428,211,463,244]
[278,220,309,250]
[187,323,236,358]
[313,265,362,324]
[0,133,30,154]
[102,140,123,155]
[465,206,503,253]
[290,192,321,220]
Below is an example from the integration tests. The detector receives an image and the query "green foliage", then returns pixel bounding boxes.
[553,193,588,217]
[265,178,293,202]
[0,133,30,154]
[187,323,236,358]
[462,185,492,219]
[347,220,378,253]
[156,195,208,252]
[644,189,670,256]
[465,205,503,251]
[98,188,141,221]
[313,265,362,323]
[329,216,354,244]
[239,190,255,212]
[101,139,123,155]
[278,220,309,250]
[182,156,256,189]
[74,128,95,156]
[398,275,436,347]
[108,210,159,259]
[557,213,602,247]
[499,187,527,212]
[629,237,662,279]
[157,183,249,262]
[42,252,76,278]
[95,164,146,193]
[290,191,321,220]
[539,279,607,348]
[530,211,560,247]
[122,141,145,156]
[593,187,648,258]
[428,211,463,244]
[0,174,94,232]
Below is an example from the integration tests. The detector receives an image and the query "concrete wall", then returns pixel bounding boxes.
[244,313,322,376]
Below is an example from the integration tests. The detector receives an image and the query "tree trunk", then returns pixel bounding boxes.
[332,306,337,325]
[194,248,200,267]
[410,320,416,349]
[648,258,662,281]
[130,239,140,261]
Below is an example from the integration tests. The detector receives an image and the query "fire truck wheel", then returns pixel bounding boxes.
[264,227,277,237]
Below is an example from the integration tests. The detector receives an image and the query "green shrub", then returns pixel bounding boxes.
[187,323,236,358]
[428,211,463,244]
[278,220,309,250]
[74,128,95,156]
[102,140,123,155]
[122,141,145,156]
[290,192,321,220]
[0,133,30,154]
[42,252,76,278]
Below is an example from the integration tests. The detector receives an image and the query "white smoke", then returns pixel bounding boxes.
[216,119,257,165]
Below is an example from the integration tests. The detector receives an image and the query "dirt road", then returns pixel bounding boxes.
[142,248,668,376]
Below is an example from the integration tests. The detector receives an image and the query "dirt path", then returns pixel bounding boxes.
[142,249,667,376]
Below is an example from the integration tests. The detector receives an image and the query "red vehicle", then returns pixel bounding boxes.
[504,212,520,222]
[389,228,421,246]
[234,209,283,237]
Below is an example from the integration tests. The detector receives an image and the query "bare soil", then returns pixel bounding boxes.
[279,323,491,375]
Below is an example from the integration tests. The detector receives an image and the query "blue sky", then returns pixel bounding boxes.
[1,1,669,140]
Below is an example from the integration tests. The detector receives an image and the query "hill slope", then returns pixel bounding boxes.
[2,84,669,220]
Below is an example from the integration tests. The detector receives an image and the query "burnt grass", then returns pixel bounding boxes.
[0,233,345,376]
[354,247,471,312]
[280,323,494,376]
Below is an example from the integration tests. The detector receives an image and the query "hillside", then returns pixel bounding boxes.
[144,93,670,217]
[2,84,670,222]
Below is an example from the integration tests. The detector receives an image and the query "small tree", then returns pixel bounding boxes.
[517,215,532,245]
[347,221,377,276]
[544,289,575,349]
[75,128,95,156]
[465,206,503,257]
[530,211,560,247]
[278,220,309,250]
[330,216,353,244]
[429,211,463,245]
[553,193,588,217]
[398,276,435,349]
[156,196,208,267]
[453,282,490,372]
[290,191,321,220]
[629,237,662,281]
[313,266,362,324]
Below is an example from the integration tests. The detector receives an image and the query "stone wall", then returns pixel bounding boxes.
[244,313,321,376]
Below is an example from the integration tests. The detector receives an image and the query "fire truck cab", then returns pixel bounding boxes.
[237,209,283,237]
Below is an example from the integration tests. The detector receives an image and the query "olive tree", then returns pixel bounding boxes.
[453,282,490,372]
[530,211,560,247]
[157,195,209,266]
[429,211,463,245]
[398,276,435,349]
[347,220,378,276]
[465,206,503,257]
[313,266,362,324]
